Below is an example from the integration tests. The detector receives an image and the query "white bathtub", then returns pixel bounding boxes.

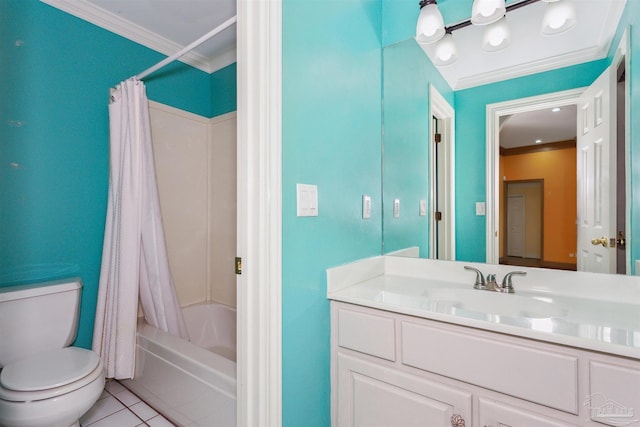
[121,303,236,427]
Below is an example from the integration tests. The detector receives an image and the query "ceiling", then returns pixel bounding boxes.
[420,0,626,90]
[500,105,577,149]
[41,0,237,74]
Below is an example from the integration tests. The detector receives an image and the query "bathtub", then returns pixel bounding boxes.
[121,303,236,427]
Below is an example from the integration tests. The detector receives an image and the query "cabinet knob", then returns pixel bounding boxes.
[450,414,465,427]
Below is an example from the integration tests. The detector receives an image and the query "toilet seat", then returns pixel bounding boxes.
[0,348,103,402]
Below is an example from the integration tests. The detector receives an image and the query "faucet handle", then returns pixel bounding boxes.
[500,271,526,293]
[464,266,486,290]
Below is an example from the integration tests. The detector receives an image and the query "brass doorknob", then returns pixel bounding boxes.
[591,237,608,247]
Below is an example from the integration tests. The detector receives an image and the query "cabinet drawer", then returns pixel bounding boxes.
[478,397,580,427]
[588,361,640,426]
[338,308,396,361]
[401,321,578,413]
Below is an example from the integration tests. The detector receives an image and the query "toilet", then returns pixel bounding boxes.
[0,278,105,427]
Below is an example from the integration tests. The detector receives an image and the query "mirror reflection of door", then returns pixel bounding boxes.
[503,182,543,267]
[497,61,627,273]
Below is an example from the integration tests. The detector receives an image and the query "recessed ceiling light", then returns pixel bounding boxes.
[551,107,561,113]
[535,139,542,144]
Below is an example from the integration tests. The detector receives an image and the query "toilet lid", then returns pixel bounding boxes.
[0,347,100,392]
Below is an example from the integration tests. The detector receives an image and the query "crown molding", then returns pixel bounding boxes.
[451,46,605,90]
[41,0,235,74]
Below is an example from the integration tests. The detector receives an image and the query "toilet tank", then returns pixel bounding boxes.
[0,278,82,367]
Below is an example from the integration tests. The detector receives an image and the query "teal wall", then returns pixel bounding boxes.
[382,38,453,255]
[282,0,383,425]
[454,59,608,262]
[211,62,237,117]
[0,0,225,349]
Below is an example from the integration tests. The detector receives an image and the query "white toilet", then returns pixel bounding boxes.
[0,278,105,427]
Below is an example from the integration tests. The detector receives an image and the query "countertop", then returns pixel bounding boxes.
[327,255,640,360]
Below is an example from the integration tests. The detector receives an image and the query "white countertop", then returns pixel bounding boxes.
[327,255,640,360]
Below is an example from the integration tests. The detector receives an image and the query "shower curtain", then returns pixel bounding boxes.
[93,78,188,379]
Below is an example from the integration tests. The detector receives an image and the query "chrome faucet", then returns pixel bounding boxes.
[464,266,526,294]
[463,266,486,290]
[499,271,527,293]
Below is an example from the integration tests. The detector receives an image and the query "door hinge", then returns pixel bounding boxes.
[435,211,442,221]
[434,133,442,144]
[235,257,242,275]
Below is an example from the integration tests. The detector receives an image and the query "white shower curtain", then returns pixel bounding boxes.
[93,78,188,379]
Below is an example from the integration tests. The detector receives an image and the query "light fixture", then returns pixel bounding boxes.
[541,0,576,35]
[482,16,511,52]
[471,0,506,26]
[432,31,457,66]
[415,0,445,44]
[552,107,561,112]
[535,139,543,144]
[416,0,577,67]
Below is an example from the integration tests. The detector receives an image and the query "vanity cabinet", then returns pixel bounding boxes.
[331,301,640,427]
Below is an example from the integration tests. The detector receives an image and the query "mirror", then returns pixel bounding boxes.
[381,0,633,275]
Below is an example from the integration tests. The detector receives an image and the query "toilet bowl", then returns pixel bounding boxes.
[0,280,106,427]
[0,347,105,427]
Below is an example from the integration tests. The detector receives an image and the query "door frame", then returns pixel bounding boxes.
[237,1,282,426]
[486,88,583,264]
[429,85,456,260]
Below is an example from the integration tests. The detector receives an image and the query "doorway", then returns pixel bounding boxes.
[501,180,544,268]
[429,85,455,260]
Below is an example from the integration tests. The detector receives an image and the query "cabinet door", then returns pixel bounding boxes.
[478,397,581,427]
[337,353,472,427]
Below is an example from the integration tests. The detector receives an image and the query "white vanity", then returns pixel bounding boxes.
[327,255,640,427]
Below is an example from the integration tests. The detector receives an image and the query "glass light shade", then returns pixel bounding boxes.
[416,3,445,44]
[433,33,457,66]
[482,16,511,52]
[471,0,506,26]
[541,0,576,35]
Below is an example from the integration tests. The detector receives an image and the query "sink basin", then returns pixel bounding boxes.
[421,289,567,319]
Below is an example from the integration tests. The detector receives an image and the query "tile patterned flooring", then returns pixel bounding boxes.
[80,380,175,427]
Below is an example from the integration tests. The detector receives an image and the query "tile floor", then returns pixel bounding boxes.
[80,380,175,427]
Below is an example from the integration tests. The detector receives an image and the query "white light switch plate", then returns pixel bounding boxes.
[419,199,427,216]
[475,202,486,216]
[297,184,318,217]
[362,195,372,219]
[394,198,400,218]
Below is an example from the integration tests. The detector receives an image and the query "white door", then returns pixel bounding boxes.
[576,66,617,273]
[507,194,525,257]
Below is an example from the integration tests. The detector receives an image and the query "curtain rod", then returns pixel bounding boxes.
[134,15,237,81]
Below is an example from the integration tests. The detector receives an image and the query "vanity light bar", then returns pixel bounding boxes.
[446,0,540,33]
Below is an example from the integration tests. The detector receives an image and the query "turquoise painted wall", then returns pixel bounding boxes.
[0,0,215,349]
[382,38,453,255]
[211,62,237,117]
[453,60,608,262]
[282,0,383,425]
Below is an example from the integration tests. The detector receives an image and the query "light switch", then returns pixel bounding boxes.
[475,202,485,216]
[394,198,400,218]
[296,184,318,217]
[362,195,372,219]
[419,199,427,216]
